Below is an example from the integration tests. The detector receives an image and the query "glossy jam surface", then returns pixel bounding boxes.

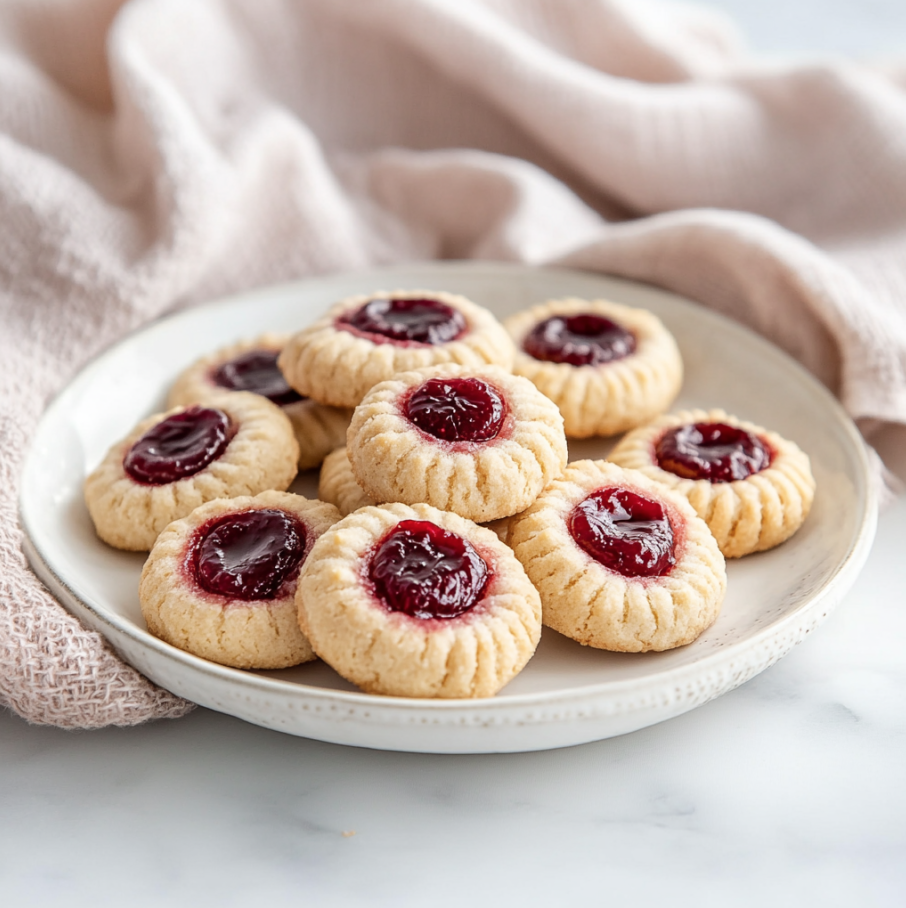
[212,350,304,406]
[339,297,466,346]
[369,519,489,619]
[569,487,676,578]
[192,509,307,600]
[405,377,505,443]
[523,314,636,366]
[655,422,772,483]
[124,406,232,485]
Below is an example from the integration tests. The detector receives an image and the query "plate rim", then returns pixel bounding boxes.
[18,262,879,738]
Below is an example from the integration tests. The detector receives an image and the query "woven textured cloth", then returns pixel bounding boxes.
[3,0,906,727]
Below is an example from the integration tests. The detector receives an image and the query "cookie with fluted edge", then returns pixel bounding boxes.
[508,460,726,652]
[346,363,567,522]
[278,289,515,409]
[320,446,516,545]
[167,333,351,471]
[504,298,682,438]
[140,491,341,669]
[84,392,299,551]
[296,502,542,698]
[607,408,815,558]
[319,447,375,516]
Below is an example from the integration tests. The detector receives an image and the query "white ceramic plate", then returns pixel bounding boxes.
[20,263,877,753]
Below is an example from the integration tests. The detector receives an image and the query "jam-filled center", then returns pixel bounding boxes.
[655,422,772,483]
[124,406,232,485]
[405,377,505,443]
[569,487,676,578]
[192,508,308,600]
[368,519,489,620]
[523,314,636,366]
[339,297,466,345]
[212,349,304,407]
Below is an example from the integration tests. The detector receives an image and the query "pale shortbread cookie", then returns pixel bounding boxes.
[607,408,816,558]
[318,448,513,544]
[297,502,542,698]
[167,333,351,471]
[278,289,515,409]
[84,392,299,551]
[140,491,341,669]
[346,363,567,522]
[509,460,726,652]
[318,447,375,516]
[320,446,517,545]
[504,298,682,438]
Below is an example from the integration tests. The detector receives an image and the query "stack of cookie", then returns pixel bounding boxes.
[83,286,815,699]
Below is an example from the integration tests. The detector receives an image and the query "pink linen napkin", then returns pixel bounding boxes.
[2,0,905,728]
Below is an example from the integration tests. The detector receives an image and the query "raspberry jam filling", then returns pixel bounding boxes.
[523,314,636,366]
[368,519,489,620]
[212,350,304,406]
[339,297,466,345]
[124,406,232,485]
[405,377,505,443]
[569,487,676,578]
[655,422,772,482]
[192,508,308,600]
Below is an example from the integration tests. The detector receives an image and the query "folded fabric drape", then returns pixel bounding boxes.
[2,0,904,727]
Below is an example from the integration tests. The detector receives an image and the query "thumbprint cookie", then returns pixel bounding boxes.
[140,492,341,669]
[167,333,351,471]
[346,363,567,522]
[318,447,375,516]
[319,446,517,545]
[278,289,515,409]
[296,502,542,698]
[84,392,299,551]
[504,298,682,438]
[607,409,815,558]
[509,460,726,652]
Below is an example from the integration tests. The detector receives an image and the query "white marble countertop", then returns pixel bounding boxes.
[4,3,906,906]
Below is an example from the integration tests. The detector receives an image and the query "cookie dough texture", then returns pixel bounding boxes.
[297,502,542,698]
[319,447,521,545]
[346,364,567,522]
[167,333,351,470]
[140,492,341,669]
[278,289,516,409]
[509,460,726,652]
[607,409,816,558]
[84,392,299,551]
[318,447,375,516]
[504,298,682,438]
